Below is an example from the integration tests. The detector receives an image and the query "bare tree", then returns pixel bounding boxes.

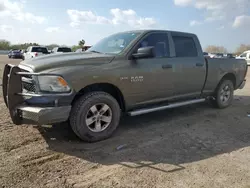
[205,45,228,53]
[235,44,250,55]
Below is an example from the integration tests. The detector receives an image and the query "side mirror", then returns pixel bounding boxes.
[24,50,27,53]
[132,46,155,59]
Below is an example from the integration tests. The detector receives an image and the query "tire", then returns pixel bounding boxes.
[69,92,121,142]
[211,79,234,109]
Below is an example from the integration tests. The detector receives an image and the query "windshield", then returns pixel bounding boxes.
[87,31,142,54]
[58,47,72,52]
[239,52,247,58]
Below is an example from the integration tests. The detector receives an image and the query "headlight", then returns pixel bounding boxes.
[37,75,71,93]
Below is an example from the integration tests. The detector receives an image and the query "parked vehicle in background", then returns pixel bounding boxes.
[8,49,23,59]
[203,52,210,58]
[20,50,25,60]
[214,53,224,58]
[2,30,248,142]
[236,50,250,65]
[223,53,235,59]
[51,47,72,54]
[23,46,50,60]
[75,46,92,52]
[8,49,16,58]
[208,53,216,58]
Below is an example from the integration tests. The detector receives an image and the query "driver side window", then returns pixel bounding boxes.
[136,32,170,58]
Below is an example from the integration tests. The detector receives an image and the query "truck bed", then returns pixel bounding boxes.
[203,58,247,94]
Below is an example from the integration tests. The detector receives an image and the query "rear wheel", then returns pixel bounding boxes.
[211,79,234,109]
[69,92,121,142]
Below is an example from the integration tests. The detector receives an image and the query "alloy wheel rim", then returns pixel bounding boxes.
[220,85,231,103]
[85,103,112,132]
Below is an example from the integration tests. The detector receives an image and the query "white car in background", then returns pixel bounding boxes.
[51,47,72,54]
[236,50,250,65]
[23,46,50,60]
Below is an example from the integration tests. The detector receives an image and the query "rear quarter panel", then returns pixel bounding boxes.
[203,58,247,93]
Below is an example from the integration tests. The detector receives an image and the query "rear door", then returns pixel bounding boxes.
[168,32,206,98]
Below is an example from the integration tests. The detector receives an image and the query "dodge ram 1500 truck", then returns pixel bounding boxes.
[2,30,248,142]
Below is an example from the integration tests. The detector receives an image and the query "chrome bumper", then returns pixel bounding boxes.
[17,105,71,125]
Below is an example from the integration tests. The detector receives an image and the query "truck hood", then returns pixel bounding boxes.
[19,52,115,72]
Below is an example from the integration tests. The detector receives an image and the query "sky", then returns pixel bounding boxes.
[0,0,250,52]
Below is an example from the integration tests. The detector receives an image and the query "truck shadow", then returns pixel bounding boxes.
[38,95,250,173]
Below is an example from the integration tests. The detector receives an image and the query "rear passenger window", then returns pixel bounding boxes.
[172,36,198,57]
[138,33,170,58]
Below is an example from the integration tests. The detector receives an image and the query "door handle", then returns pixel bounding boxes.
[196,63,204,67]
[162,64,172,69]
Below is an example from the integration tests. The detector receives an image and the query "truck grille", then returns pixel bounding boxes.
[20,69,36,93]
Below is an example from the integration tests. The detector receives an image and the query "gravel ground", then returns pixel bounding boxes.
[0,55,250,188]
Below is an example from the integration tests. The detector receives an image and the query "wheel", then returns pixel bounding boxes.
[69,92,121,142]
[211,79,234,109]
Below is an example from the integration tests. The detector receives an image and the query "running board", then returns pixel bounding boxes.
[128,98,206,116]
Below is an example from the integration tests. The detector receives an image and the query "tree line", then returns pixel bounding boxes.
[205,44,250,55]
[1,39,250,55]
[0,39,87,52]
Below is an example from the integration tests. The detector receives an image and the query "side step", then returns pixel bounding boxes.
[128,98,206,116]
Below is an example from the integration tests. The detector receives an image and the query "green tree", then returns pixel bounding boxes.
[0,39,11,50]
[78,39,85,47]
[72,45,81,52]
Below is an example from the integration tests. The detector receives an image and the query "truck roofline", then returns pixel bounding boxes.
[112,29,197,36]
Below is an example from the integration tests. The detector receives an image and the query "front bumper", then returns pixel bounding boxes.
[18,105,71,125]
[2,64,73,125]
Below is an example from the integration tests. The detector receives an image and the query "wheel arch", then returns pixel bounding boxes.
[212,72,236,96]
[72,83,126,112]
[220,73,236,89]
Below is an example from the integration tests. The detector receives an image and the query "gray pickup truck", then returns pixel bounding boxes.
[2,30,248,142]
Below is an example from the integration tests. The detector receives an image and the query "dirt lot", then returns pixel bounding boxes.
[0,55,250,188]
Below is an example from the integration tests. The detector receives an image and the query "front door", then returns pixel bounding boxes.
[123,32,175,106]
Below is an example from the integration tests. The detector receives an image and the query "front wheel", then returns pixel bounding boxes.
[211,79,234,109]
[69,92,121,142]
